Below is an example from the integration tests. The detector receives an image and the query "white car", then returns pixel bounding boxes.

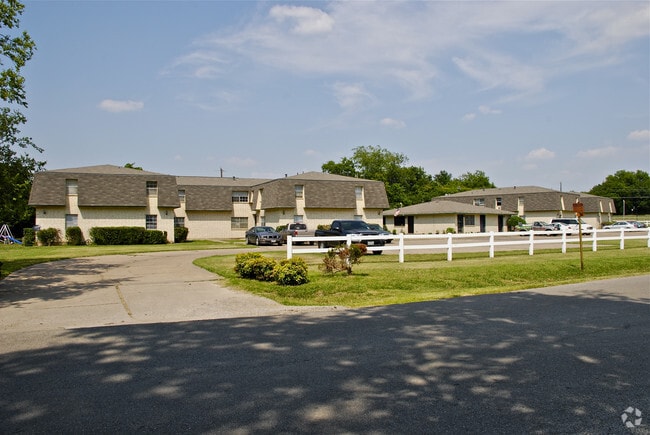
[603,221,636,230]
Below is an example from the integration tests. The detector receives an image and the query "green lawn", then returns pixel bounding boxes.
[2,239,648,308]
[194,242,650,307]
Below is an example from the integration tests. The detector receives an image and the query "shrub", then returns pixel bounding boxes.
[445,227,456,234]
[22,228,35,246]
[143,230,168,245]
[507,215,526,231]
[274,257,309,286]
[174,226,189,243]
[65,226,85,245]
[320,243,366,275]
[234,252,277,281]
[37,228,61,246]
[90,227,167,245]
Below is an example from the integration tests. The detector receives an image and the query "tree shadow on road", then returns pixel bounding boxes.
[0,289,648,433]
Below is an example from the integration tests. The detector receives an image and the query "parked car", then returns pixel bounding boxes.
[531,221,555,232]
[367,223,393,243]
[626,220,647,228]
[603,221,636,230]
[550,222,572,234]
[550,218,593,235]
[279,222,315,245]
[245,226,282,246]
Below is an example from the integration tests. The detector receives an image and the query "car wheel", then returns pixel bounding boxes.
[372,250,383,255]
[255,237,260,246]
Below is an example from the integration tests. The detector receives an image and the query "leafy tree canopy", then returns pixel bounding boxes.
[322,146,495,208]
[0,0,42,233]
[589,170,650,215]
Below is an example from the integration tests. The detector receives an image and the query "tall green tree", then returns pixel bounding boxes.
[0,0,42,232]
[589,170,650,215]
[322,146,496,208]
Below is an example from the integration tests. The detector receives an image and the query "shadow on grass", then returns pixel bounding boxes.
[1,286,648,433]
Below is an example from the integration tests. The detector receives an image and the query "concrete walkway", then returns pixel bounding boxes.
[0,250,338,333]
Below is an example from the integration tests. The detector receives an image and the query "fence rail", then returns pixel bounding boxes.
[286,228,650,263]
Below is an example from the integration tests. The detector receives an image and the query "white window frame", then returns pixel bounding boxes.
[231,217,248,229]
[146,214,157,230]
[232,191,249,203]
[65,214,78,228]
[295,185,304,199]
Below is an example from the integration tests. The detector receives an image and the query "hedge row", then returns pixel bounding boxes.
[89,226,168,245]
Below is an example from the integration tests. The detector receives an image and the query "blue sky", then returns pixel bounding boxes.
[20,1,650,192]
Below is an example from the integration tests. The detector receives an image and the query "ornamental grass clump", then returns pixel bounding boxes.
[320,243,367,275]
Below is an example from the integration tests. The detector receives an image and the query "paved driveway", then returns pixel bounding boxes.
[0,251,648,433]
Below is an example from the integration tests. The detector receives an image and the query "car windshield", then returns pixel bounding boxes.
[258,227,275,232]
[341,221,370,231]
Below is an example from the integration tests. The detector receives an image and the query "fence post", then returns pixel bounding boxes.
[489,232,495,258]
[592,230,598,252]
[528,232,534,256]
[561,230,567,254]
[647,228,650,248]
[346,234,352,248]
[398,234,404,263]
[619,229,625,250]
[287,236,293,259]
[447,234,453,261]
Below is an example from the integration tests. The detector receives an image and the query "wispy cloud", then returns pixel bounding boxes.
[331,82,373,110]
[98,99,144,113]
[577,146,618,158]
[269,5,334,35]
[380,118,406,129]
[627,129,650,141]
[168,2,649,104]
[525,147,556,160]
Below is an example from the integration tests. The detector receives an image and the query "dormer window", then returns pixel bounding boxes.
[146,181,158,196]
[66,179,78,195]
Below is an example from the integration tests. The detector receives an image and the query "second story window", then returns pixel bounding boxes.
[146,181,158,196]
[295,185,304,199]
[178,189,186,203]
[355,186,363,200]
[232,191,249,203]
[473,198,485,206]
[66,179,78,195]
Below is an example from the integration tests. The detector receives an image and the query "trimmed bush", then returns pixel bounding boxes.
[65,226,85,245]
[143,230,168,245]
[174,226,189,243]
[234,252,277,281]
[22,228,35,246]
[274,257,309,286]
[89,226,167,245]
[37,228,61,246]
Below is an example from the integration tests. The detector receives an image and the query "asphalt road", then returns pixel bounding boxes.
[0,250,648,434]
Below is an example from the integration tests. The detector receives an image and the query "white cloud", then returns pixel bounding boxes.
[269,5,334,35]
[169,2,649,103]
[577,146,618,158]
[478,105,502,115]
[98,99,144,113]
[331,82,373,110]
[627,129,650,141]
[380,118,406,129]
[525,147,556,160]
[462,113,476,122]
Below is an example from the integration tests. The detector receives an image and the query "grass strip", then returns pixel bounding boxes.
[194,242,650,307]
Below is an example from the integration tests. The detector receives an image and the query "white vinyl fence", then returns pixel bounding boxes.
[286,228,650,263]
